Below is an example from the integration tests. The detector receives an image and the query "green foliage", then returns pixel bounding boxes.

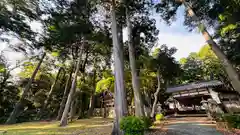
[198,45,216,59]
[215,114,240,129]
[218,14,227,21]
[0,64,6,73]
[198,24,205,33]
[152,48,160,58]
[214,113,225,122]
[51,51,60,57]
[0,0,40,51]
[96,76,114,93]
[18,61,52,80]
[179,45,224,84]
[224,114,240,129]
[155,113,164,121]
[151,45,181,82]
[179,58,187,65]
[155,0,240,69]
[120,116,145,135]
[141,116,153,129]
[0,55,19,123]
[220,24,238,36]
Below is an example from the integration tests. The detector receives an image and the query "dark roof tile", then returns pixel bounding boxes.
[166,80,223,93]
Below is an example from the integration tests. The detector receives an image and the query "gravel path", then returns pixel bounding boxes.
[165,122,223,135]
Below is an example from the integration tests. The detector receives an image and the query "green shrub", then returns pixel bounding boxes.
[224,114,240,129]
[120,116,145,135]
[141,116,153,129]
[155,113,164,121]
[214,113,225,122]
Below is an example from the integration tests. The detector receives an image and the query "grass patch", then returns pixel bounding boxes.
[0,118,113,135]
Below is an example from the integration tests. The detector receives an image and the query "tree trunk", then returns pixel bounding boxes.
[111,121,118,135]
[87,62,97,117]
[111,0,128,134]
[88,95,96,117]
[77,93,83,119]
[100,98,103,117]
[151,69,161,118]
[181,0,240,93]
[56,68,73,120]
[70,99,78,122]
[103,97,107,118]
[112,82,120,135]
[40,67,63,117]
[125,3,144,117]
[6,52,46,124]
[59,43,84,127]
[143,91,151,117]
[69,100,75,121]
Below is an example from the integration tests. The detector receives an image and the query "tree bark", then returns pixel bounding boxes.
[125,2,144,117]
[181,0,240,94]
[111,0,128,134]
[103,97,107,118]
[143,91,151,117]
[151,69,161,118]
[87,61,97,117]
[70,99,78,121]
[77,93,83,119]
[6,52,46,124]
[40,67,63,116]
[112,81,120,135]
[111,120,118,135]
[59,43,84,127]
[88,95,96,117]
[56,68,73,120]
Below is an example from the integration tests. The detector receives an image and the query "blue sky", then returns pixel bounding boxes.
[153,6,206,60]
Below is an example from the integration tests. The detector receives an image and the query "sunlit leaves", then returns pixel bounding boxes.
[198,24,205,33]
[220,24,238,36]
[218,14,227,21]
[198,44,217,59]
[179,58,187,65]
[18,61,52,80]
[96,76,114,93]
[152,48,160,58]
[51,51,60,57]
[179,44,224,83]
[0,64,6,73]
[48,25,57,32]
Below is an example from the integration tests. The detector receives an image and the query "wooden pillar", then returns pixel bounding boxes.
[100,98,103,117]
[103,98,107,118]
[174,99,177,116]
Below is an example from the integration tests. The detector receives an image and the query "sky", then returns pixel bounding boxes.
[0,21,43,66]
[122,6,206,60]
[152,6,206,60]
[0,5,206,66]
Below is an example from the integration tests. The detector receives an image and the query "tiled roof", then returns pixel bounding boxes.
[166,80,223,93]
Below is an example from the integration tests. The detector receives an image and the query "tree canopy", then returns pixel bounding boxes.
[1,0,240,134]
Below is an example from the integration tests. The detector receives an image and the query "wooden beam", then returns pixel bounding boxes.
[196,88,200,95]
[207,87,210,93]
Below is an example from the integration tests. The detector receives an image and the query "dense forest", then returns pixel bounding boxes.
[1,0,240,134]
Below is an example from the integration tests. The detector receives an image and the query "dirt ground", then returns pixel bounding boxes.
[0,118,114,135]
[0,117,223,135]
